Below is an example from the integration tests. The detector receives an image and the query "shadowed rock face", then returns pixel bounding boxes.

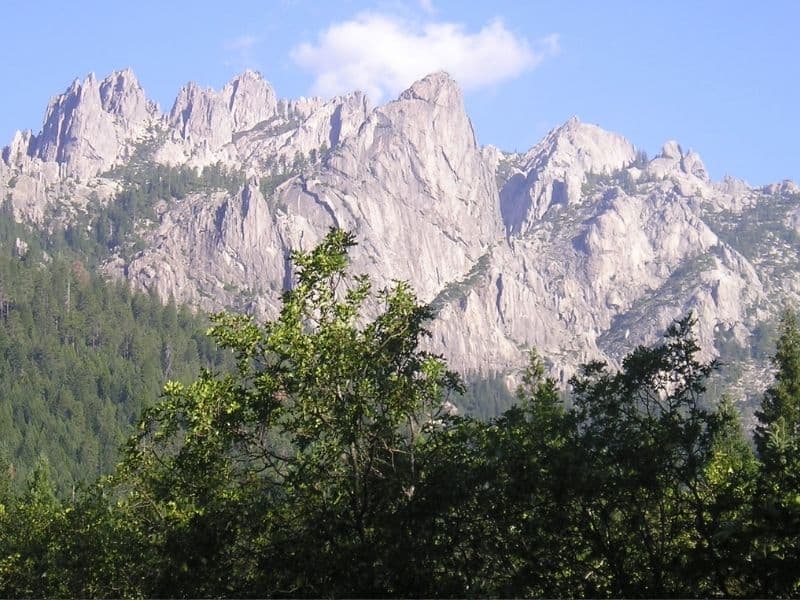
[1,69,798,406]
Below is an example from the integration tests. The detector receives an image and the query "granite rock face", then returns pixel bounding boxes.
[500,118,637,234]
[167,71,278,151]
[274,72,502,300]
[2,68,798,407]
[128,72,501,317]
[31,69,158,179]
[224,70,278,132]
[227,91,371,177]
[124,181,288,316]
[169,81,237,150]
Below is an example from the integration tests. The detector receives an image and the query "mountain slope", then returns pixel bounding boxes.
[2,68,799,422]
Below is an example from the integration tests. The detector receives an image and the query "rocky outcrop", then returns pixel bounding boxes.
[157,72,370,175]
[118,71,780,385]
[125,181,288,315]
[223,70,278,132]
[229,91,370,176]
[1,130,35,166]
[30,69,158,179]
[430,177,765,378]
[169,81,236,150]
[788,206,800,235]
[129,72,502,320]
[277,72,503,301]
[168,70,280,151]
[500,117,636,234]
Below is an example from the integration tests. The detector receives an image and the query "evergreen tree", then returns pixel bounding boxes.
[755,307,800,465]
[0,227,233,491]
[751,307,800,597]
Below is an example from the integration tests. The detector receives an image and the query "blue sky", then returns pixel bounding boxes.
[1,0,798,185]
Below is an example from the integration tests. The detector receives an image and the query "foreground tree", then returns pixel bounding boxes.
[751,308,800,597]
[115,228,462,597]
[394,352,577,597]
[0,463,65,597]
[563,316,750,596]
[755,308,800,468]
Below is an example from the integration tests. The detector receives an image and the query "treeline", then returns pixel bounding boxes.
[0,230,798,597]
[85,161,246,260]
[0,227,233,492]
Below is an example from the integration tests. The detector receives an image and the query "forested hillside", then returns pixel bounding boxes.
[0,210,233,491]
[0,231,798,598]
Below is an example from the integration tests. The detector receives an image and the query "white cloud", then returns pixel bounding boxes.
[226,34,258,51]
[224,34,260,70]
[418,0,435,15]
[290,13,558,101]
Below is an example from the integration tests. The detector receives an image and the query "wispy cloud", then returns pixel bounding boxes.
[290,13,558,101]
[418,0,435,15]
[226,34,259,52]
[223,34,261,69]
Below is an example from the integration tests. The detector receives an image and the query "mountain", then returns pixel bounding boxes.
[2,68,798,423]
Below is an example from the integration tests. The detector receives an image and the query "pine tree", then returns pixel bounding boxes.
[755,308,800,467]
[751,307,800,597]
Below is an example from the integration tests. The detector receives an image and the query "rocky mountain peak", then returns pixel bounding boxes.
[2,66,795,410]
[169,81,230,147]
[661,140,683,159]
[169,72,280,151]
[763,180,800,196]
[330,72,484,185]
[269,72,500,305]
[222,70,277,132]
[648,140,709,183]
[98,68,156,119]
[681,150,709,181]
[398,71,461,105]
[1,130,34,165]
[29,69,157,179]
[556,115,583,132]
[500,118,636,233]
[533,117,634,167]
[227,69,262,85]
[332,73,480,173]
